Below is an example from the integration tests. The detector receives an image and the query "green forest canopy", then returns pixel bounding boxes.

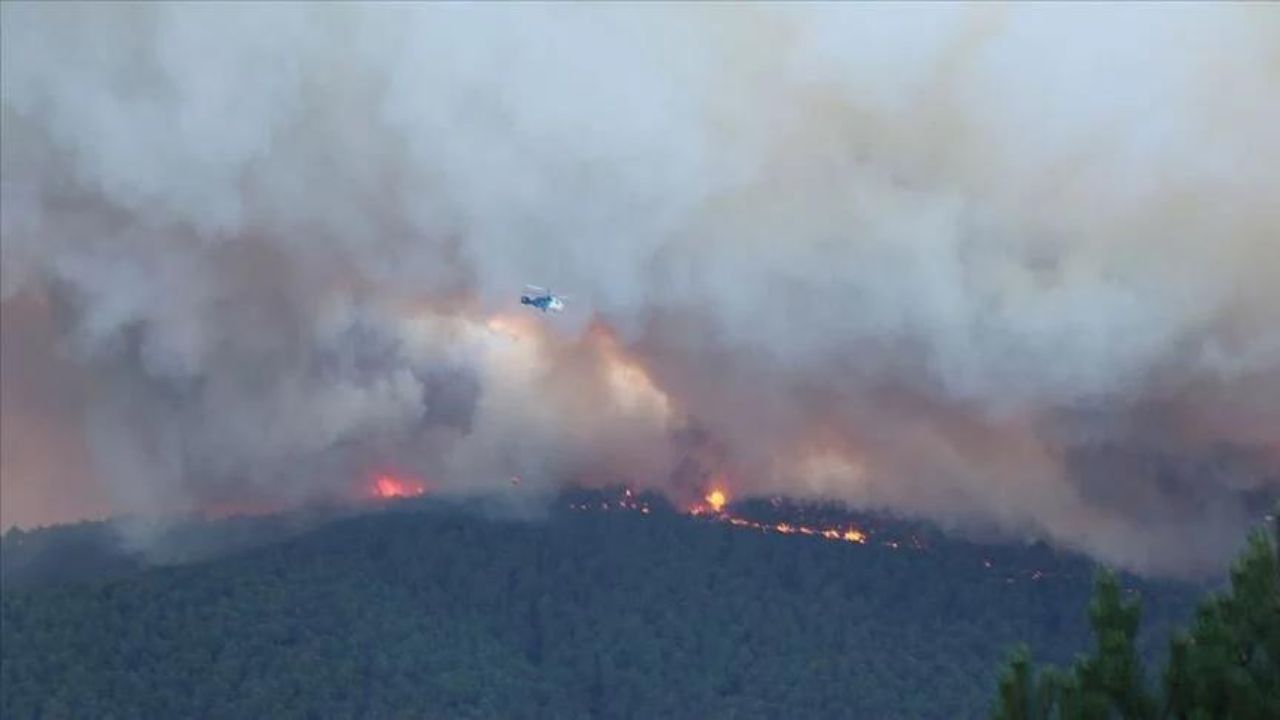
[0,490,1251,719]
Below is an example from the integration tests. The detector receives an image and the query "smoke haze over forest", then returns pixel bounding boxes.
[2,2,1278,577]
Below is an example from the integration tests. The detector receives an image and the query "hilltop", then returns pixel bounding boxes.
[1,490,1202,719]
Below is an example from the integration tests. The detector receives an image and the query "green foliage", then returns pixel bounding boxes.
[1162,523,1280,720]
[992,509,1280,720]
[1,496,1199,719]
[994,646,1052,720]
[1065,570,1157,719]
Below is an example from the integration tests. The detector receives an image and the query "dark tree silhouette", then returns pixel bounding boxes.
[992,507,1279,720]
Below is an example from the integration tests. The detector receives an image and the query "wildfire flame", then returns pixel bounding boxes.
[716,514,870,545]
[371,473,426,500]
[344,475,1051,581]
[679,486,871,545]
[326,478,1046,582]
[706,489,727,513]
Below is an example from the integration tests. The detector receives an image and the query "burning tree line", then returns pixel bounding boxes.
[562,485,1070,584]
[3,476,1210,718]
[569,487,873,546]
[363,476,1062,585]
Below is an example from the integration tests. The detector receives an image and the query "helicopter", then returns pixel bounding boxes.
[519,285,568,314]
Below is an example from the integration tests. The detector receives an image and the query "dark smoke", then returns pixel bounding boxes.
[2,3,1277,576]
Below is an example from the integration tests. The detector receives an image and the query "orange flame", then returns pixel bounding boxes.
[696,508,870,545]
[842,529,868,543]
[705,489,727,513]
[371,473,426,500]
[680,485,871,545]
[563,488,1049,580]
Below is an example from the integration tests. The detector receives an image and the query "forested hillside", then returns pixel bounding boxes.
[2,491,1203,719]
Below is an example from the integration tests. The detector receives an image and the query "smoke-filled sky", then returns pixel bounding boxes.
[2,2,1278,577]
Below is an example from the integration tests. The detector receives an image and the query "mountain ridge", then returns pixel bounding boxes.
[2,489,1204,719]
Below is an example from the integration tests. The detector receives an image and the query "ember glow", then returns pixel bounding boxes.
[682,487,872,546]
[568,487,653,515]
[371,474,427,500]
[563,486,1066,583]
[719,515,871,546]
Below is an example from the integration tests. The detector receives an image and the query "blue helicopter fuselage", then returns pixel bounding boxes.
[521,294,554,311]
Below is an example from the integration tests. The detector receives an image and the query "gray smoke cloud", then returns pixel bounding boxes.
[2,2,1277,576]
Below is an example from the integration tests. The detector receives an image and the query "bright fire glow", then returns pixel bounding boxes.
[706,489,727,513]
[484,313,538,342]
[713,515,870,545]
[372,474,426,500]
[567,488,1043,580]
[590,323,672,421]
[676,485,871,545]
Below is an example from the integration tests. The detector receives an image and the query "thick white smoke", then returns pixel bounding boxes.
[2,2,1277,576]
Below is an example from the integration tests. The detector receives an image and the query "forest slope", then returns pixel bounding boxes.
[1,491,1202,719]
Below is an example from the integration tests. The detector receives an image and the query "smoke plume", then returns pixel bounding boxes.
[3,2,1278,576]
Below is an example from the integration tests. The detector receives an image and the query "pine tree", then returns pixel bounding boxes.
[1163,515,1279,720]
[993,646,1048,720]
[1068,569,1156,719]
[994,505,1280,720]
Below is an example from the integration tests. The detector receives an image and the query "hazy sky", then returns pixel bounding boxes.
[2,2,1277,576]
